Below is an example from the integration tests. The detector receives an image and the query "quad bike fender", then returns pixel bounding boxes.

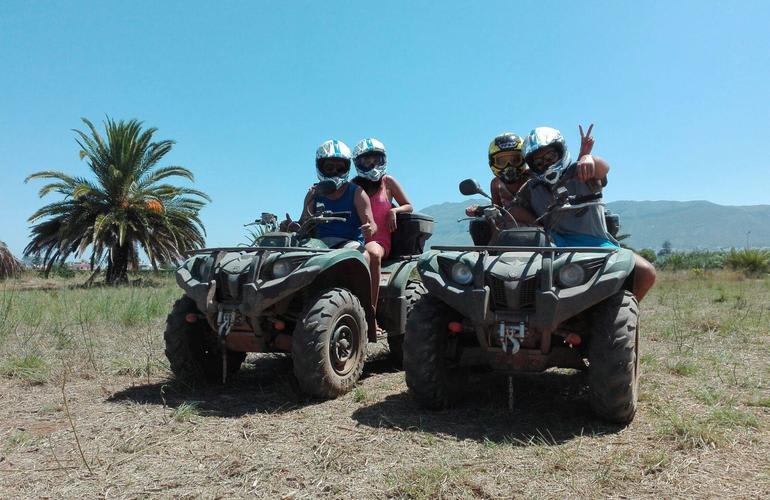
[240,264,323,316]
[532,248,636,332]
[304,255,377,342]
[377,258,418,336]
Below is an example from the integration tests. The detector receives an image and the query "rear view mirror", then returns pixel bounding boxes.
[459,179,482,195]
[459,178,492,200]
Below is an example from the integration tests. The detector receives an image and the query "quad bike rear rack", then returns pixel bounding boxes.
[186,246,333,255]
[430,245,617,253]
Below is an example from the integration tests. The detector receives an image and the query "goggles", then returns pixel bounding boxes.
[491,151,524,169]
[354,152,385,172]
[319,159,350,177]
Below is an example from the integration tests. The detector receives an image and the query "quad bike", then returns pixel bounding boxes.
[165,183,433,398]
[403,175,640,424]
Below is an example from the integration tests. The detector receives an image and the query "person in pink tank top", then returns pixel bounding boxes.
[351,138,413,333]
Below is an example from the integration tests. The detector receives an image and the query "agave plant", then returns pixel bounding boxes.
[24,117,210,283]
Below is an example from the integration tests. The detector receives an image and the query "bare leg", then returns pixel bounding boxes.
[632,253,656,302]
[365,241,385,314]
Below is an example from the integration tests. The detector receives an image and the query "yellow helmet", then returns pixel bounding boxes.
[488,132,526,183]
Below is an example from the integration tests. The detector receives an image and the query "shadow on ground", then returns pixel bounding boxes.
[109,349,398,418]
[351,369,624,445]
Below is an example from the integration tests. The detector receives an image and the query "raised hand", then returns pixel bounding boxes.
[579,123,595,157]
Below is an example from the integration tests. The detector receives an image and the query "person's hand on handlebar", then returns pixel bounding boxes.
[279,213,300,232]
[465,205,484,217]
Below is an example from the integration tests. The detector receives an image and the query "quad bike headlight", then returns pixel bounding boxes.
[451,262,474,286]
[557,263,586,288]
[272,259,300,279]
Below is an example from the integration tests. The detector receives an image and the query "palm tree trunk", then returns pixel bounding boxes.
[106,244,129,284]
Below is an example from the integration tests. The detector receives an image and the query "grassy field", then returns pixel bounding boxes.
[1,270,768,498]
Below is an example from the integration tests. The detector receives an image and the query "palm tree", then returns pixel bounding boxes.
[0,241,23,280]
[24,117,210,284]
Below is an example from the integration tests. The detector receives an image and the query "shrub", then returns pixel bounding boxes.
[638,248,657,264]
[658,251,726,271]
[724,248,770,276]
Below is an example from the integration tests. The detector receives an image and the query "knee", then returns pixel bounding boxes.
[366,246,383,266]
[635,255,657,285]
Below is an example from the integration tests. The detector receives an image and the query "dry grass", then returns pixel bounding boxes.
[0,270,768,498]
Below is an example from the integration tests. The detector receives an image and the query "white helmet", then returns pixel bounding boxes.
[524,127,571,185]
[352,138,387,182]
[315,139,352,189]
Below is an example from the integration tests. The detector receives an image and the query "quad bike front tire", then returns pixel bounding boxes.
[403,294,459,410]
[292,287,367,398]
[588,290,640,424]
[164,296,246,385]
[387,279,428,368]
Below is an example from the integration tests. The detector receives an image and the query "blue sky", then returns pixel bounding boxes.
[1,1,769,257]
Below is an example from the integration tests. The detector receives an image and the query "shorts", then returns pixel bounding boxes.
[320,237,366,252]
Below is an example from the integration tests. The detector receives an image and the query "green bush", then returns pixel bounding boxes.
[724,249,770,275]
[638,248,657,264]
[658,251,726,271]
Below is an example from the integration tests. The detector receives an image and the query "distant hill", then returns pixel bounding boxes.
[419,199,770,251]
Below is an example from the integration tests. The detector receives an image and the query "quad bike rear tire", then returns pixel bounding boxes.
[588,290,640,424]
[403,294,459,410]
[387,279,427,368]
[292,287,367,398]
[164,296,246,385]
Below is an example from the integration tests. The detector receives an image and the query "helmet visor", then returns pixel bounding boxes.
[319,158,350,177]
[354,152,385,172]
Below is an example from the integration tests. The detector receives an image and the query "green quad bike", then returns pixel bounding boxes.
[403,176,640,424]
[165,185,433,398]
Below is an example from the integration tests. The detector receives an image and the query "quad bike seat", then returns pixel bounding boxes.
[496,227,549,247]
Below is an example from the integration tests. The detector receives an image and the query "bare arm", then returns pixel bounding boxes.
[298,187,315,224]
[353,186,377,238]
[385,175,413,214]
[508,206,537,225]
[508,181,538,225]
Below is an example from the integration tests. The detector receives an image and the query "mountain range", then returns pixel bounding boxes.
[419,199,770,251]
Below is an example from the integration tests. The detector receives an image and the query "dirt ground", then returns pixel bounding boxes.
[1,271,769,498]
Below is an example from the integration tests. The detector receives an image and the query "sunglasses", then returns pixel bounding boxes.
[319,159,350,177]
[354,153,385,172]
[527,149,560,171]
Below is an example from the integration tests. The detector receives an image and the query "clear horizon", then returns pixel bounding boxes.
[2,1,769,257]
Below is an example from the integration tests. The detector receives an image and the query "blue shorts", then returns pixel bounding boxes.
[552,232,619,249]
